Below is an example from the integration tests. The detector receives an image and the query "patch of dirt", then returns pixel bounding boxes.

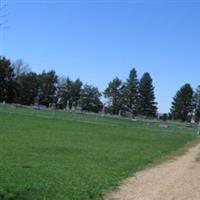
[104,141,200,200]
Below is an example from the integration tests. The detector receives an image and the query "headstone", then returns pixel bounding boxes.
[198,122,200,135]
[66,101,70,111]
[131,119,138,122]
[159,124,169,128]
[101,104,105,117]
[186,123,192,128]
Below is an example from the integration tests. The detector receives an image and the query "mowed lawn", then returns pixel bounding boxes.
[0,106,197,200]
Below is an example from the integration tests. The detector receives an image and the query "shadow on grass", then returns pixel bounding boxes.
[0,188,38,200]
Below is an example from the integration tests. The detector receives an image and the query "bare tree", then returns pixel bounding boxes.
[12,59,31,77]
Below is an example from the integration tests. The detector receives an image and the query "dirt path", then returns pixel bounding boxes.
[104,142,200,200]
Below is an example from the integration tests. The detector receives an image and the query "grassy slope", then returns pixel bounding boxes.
[0,106,197,200]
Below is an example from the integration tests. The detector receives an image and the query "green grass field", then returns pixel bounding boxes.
[0,105,197,200]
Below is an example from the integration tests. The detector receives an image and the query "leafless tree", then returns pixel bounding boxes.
[12,59,31,77]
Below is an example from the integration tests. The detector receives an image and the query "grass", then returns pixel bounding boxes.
[0,105,197,200]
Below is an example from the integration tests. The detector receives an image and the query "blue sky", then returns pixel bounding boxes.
[1,0,200,113]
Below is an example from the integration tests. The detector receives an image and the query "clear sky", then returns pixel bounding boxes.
[1,0,200,113]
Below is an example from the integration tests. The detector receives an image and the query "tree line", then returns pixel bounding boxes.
[0,56,158,117]
[1,56,199,122]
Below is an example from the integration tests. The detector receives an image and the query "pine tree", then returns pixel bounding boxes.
[15,72,38,105]
[80,84,103,113]
[57,78,82,109]
[138,72,157,117]
[123,68,139,116]
[171,84,194,121]
[0,56,16,103]
[104,77,124,115]
[38,70,58,107]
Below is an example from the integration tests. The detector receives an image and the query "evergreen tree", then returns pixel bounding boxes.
[57,77,73,109]
[0,56,16,103]
[138,72,157,117]
[123,68,139,116]
[194,85,200,122]
[38,70,58,107]
[15,72,38,105]
[104,77,124,115]
[57,78,82,109]
[171,84,194,121]
[71,79,83,108]
[81,84,103,113]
